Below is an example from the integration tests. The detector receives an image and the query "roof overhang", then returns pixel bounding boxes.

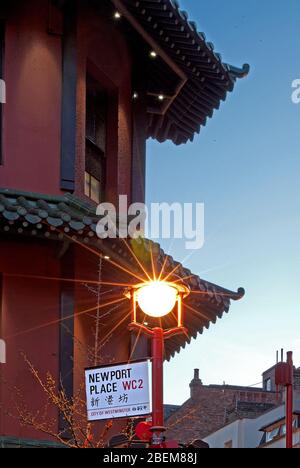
[0,189,245,360]
[259,412,300,432]
[110,0,250,144]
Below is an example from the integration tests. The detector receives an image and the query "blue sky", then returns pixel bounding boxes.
[146,0,300,404]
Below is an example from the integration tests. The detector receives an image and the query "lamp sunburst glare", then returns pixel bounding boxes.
[136,281,178,318]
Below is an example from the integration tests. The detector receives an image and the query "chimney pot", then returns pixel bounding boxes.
[190,369,203,399]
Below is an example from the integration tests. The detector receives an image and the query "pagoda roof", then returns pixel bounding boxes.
[111,0,249,144]
[0,189,244,360]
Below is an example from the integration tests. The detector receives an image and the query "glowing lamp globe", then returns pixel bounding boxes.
[136,281,178,318]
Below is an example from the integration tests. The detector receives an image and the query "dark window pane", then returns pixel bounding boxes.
[85,79,107,203]
[85,172,91,198]
[86,92,107,152]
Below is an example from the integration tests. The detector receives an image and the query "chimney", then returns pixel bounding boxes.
[190,369,203,399]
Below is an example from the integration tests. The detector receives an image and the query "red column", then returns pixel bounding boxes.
[151,327,164,429]
[286,352,294,449]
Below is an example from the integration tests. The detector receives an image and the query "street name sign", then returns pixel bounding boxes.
[85,360,150,421]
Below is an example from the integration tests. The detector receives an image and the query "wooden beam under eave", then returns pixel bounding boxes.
[111,0,188,121]
[111,0,187,82]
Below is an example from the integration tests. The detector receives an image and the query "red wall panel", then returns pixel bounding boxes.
[0,240,60,440]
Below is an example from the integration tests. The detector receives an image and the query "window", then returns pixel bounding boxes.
[264,378,272,392]
[263,419,298,445]
[266,427,280,443]
[0,273,2,336]
[281,418,298,436]
[85,171,101,204]
[85,79,107,204]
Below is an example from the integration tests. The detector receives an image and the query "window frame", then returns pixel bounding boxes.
[84,170,102,204]
[264,378,272,392]
[224,440,233,449]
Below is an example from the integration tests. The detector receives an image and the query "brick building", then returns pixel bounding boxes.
[262,363,300,393]
[204,404,300,449]
[166,368,281,443]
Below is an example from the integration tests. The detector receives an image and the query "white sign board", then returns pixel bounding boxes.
[85,360,150,421]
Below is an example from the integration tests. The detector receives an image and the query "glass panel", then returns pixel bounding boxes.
[86,90,106,153]
[86,95,96,143]
[281,419,297,436]
[95,111,106,152]
[85,81,106,201]
[266,427,280,443]
[90,175,100,204]
[85,172,91,198]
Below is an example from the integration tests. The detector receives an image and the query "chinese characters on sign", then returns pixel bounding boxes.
[85,361,150,421]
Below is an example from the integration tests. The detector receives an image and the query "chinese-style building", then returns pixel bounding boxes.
[166,365,300,446]
[0,0,248,447]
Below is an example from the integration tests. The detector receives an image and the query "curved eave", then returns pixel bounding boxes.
[148,62,250,145]
[164,286,245,361]
[0,190,245,361]
[227,63,251,80]
[112,0,250,145]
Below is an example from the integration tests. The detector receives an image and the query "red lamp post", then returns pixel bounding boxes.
[126,281,189,447]
[275,351,294,449]
[286,352,294,449]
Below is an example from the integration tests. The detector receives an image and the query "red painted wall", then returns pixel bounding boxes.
[0,240,60,440]
[0,0,133,204]
[0,0,136,444]
[75,0,133,205]
[73,245,132,443]
[0,0,62,195]
[0,238,132,442]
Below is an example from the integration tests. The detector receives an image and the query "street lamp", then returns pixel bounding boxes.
[126,280,190,447]
[136,282,178,318]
